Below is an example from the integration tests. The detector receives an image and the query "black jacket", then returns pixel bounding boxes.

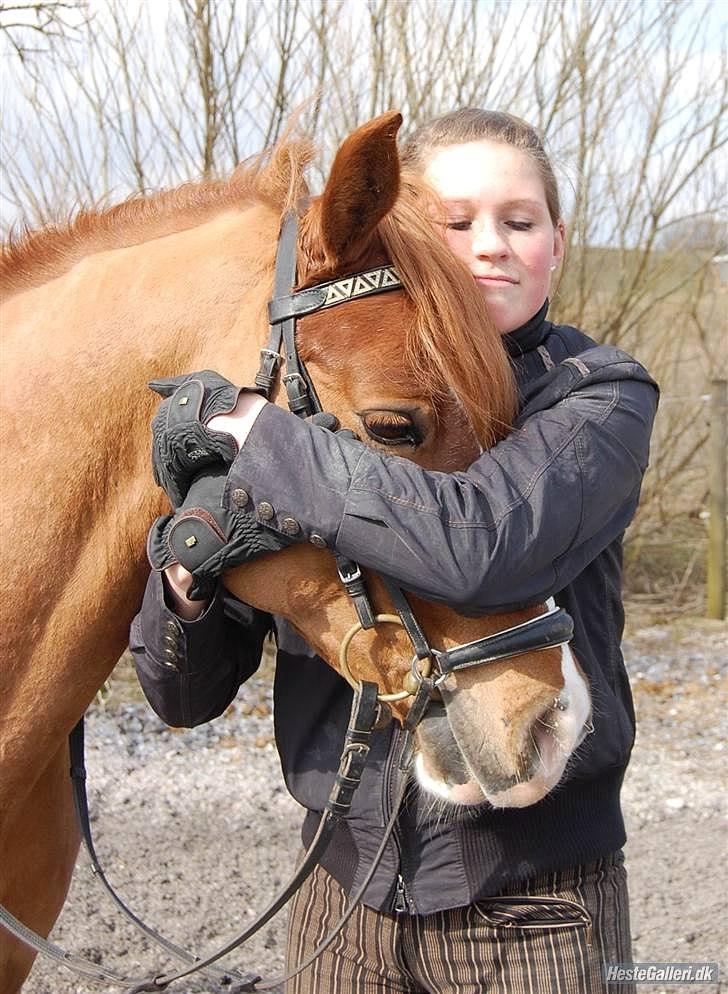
[131,304,658,914]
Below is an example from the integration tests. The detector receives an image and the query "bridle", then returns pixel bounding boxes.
[0,208,575,993]
[259,209,575,713]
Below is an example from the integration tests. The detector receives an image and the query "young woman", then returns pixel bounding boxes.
[131,109,657,993]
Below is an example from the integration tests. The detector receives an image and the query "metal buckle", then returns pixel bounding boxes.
[430,650,456,688]
[282,371,308,390]
[259,348,281,365]
[337,561,362,584]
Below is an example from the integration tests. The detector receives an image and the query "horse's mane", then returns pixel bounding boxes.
[0,138,313,298]
[1,135,515,445]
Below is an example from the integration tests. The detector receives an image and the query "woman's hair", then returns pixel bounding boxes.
[401,109,562,225]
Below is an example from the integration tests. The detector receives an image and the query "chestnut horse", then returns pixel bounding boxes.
[0,112,591,991]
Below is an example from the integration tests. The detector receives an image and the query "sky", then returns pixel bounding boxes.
[1,0,725,240]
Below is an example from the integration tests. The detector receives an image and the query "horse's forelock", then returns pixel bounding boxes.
[377,178,517,447]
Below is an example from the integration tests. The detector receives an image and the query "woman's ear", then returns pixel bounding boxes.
[552,218,566,266]
[318,111,402,267]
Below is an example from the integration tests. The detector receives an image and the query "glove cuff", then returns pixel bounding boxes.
[146,515,178,572]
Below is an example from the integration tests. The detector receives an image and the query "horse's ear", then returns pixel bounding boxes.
[319,111,402,265]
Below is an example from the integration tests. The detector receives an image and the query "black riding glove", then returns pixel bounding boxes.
[147,469,291,601]
[150,370,259,508]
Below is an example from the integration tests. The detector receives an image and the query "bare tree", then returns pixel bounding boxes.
[2,0,725,601]
[0,0,82,61]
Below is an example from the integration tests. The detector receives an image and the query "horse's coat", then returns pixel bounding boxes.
[0,113,590,991]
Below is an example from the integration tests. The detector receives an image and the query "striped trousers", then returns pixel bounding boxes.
[285,851,634,994]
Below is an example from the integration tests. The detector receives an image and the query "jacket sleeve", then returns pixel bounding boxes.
[222,346,658,614]
[129,570,272,727]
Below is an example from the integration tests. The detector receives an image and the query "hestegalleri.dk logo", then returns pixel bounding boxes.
[603,962,720,984]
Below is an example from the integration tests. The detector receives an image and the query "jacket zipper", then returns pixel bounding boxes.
[383,725,416,914]
[393,874,409,913]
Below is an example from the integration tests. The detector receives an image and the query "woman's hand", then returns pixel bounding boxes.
[207,392,267,447]
[149,370,267,507]
[148,467,292,602]
[162,563,208,620]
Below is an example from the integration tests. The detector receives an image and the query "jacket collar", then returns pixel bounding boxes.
[502,300,550,357]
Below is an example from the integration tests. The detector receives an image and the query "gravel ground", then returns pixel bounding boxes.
[25,615,727,994]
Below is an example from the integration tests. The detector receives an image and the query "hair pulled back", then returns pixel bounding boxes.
[402,109,561,226]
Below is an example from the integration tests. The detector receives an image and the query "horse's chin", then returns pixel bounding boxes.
[414,752,486,805]
[412,641,592,810]
[414,750,563,809]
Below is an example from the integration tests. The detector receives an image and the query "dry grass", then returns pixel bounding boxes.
[623,518,710,616]
[554,252,726,614]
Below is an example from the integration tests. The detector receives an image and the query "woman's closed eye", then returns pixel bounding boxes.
[445,218,472,232]
[359,411,423,447]
[445,218,535,233]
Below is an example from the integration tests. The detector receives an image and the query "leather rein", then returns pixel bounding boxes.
[0,209,574,993]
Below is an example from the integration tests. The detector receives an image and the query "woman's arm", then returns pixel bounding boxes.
[218,345,658,614]
[130,570,272,726]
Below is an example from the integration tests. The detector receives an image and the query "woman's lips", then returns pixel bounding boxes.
[475,274,517,285]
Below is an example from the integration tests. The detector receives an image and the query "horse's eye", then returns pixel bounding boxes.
[360,411,422,447]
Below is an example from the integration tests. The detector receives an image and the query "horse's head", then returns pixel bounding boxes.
[223,112,592,809]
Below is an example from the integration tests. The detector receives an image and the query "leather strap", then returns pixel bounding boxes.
[256,210,376,628]
[248,727,414,992]
[124,682,382,992]
[69,719,251,986]
[0,684,383,993]
[255,210,322,417]
[0,901,131,985]
[381,575,433,662]
[267,265,402,324]
[254,211,296,401]
[336,555,376,629]
[436,606,574,675]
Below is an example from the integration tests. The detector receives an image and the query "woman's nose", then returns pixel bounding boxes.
[472,222,508,258]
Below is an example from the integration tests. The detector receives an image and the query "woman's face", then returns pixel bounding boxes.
[423,139,565,335]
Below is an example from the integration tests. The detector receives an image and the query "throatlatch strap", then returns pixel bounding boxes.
[381,575,433,661]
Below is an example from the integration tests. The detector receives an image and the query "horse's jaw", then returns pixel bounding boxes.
[413,644,592,810]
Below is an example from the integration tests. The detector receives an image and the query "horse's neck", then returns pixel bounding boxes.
[0,204,279,793]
